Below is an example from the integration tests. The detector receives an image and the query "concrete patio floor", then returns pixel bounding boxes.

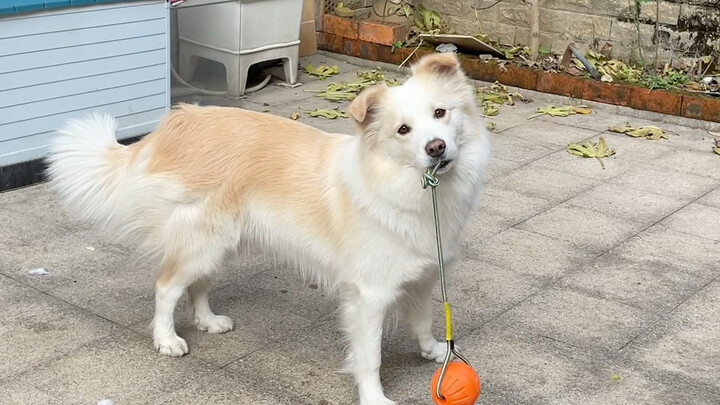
[1,52,720,405]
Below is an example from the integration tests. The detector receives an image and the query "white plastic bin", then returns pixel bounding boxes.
[177,0,303,97]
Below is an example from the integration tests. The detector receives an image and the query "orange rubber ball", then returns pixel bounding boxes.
[430,361,481,405]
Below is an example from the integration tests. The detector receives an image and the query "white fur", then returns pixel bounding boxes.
[45,54,490,405]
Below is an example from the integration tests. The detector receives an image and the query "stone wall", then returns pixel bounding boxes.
[422,0,719,64]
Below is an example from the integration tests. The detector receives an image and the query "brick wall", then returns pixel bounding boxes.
[422,0,719,64]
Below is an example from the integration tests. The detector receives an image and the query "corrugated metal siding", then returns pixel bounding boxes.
[0,0,170,166]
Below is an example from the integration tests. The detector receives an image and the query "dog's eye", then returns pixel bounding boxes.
[397,124,410,135]
[434,108,446,119]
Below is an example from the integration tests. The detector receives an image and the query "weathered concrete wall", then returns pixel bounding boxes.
[424,0,719,64]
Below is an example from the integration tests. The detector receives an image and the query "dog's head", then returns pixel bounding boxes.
[348,53,477,174]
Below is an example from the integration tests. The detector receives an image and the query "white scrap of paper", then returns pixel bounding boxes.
[28,268,49,276]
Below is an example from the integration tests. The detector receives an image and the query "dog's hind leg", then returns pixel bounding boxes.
[341,286,397,405]
[152,241,228,357]
[188,276,234,333]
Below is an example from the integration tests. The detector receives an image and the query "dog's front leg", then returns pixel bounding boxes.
[341,287,396,405]
[401,276,448,363]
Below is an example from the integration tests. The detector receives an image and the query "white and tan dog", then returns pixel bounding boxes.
[46,53,489,404]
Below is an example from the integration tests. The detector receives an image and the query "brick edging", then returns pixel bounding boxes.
[316,32,719,123]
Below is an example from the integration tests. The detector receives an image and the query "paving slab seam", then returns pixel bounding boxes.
[616,272,720,354]
[595,186,720,263]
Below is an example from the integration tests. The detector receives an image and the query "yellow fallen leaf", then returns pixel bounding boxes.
[304,108,348,119]
[611,374,621,381]
[609,124,667,141]
[567,137,615,169]
[528,105,591,120]
[304,64,339,80]
[290,112,299,120]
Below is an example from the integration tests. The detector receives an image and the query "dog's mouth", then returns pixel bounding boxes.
[430,159,454,173]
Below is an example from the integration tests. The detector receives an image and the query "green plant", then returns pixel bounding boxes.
[642,69,690,90]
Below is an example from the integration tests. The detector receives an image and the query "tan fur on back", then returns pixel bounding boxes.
[140,103,354,244]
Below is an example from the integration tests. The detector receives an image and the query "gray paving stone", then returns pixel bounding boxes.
[565,182,690,225]
[487,132,556,165]
[0,379,54,404]
[610,163,719,200]
[558,254,707,312]
[489,165,603,204]
[653,149,720,180]
[516,203,645,253]
[611,224,720,279]
[620,279,720,393]
[456,324,720,405]
[698,186,720,208]
[470,228,595,281]
[224,317,355,405]
[501,119,601,147]
[496,287,658,353]
[0,274,120,380]
[5,331,223,404]
[660,202,720,241]
[464,185,554,255]
[531,132,674,181]
[482,156,521,180]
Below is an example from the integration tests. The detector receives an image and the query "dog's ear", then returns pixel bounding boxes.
[348,82,387,128]
[411,53,462,78]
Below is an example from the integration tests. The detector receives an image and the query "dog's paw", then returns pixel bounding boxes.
[195,314,234,334]
[421,339,451,363]
[154,335,189,357]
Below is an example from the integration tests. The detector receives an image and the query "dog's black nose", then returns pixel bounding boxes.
[425,139,446,158]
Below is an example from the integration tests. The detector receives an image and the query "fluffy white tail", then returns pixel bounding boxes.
[46,113,145,236]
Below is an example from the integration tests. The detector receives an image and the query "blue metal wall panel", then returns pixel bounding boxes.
[0,0,170,166]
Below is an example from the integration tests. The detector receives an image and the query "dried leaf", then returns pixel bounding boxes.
[528,105,591,120]
[486,121,497,132]
[567,137,615,169]
[484,104,499,117]
[611,374,621,381]
[334,2,354,17]
[714,138,720,156]
[308,68,399,102]
[291,112,299,120]
[304,64,339,80]
[609,124,668,141]
[305,108,348,119]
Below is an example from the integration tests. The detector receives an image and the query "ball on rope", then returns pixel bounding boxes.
[430,361,481,405]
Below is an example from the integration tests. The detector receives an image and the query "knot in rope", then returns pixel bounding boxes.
[421,170,439,189]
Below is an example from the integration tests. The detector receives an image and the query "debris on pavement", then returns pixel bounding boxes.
[528,105,591,120]
[303,108,348,119]
[477,81,531,117]
[86,246,95,251]
[97,399,115,405]
[714,138,720,155]
[609,124,668,141]
[291,112,299,120]
[28,268,49,276]
[567,137,615,169]
[304,64,339,80]
[308,68,399,102]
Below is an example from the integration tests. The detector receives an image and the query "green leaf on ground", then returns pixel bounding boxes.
[304,64,339,80]
[567,137,615,169]
[304,108,348,119]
